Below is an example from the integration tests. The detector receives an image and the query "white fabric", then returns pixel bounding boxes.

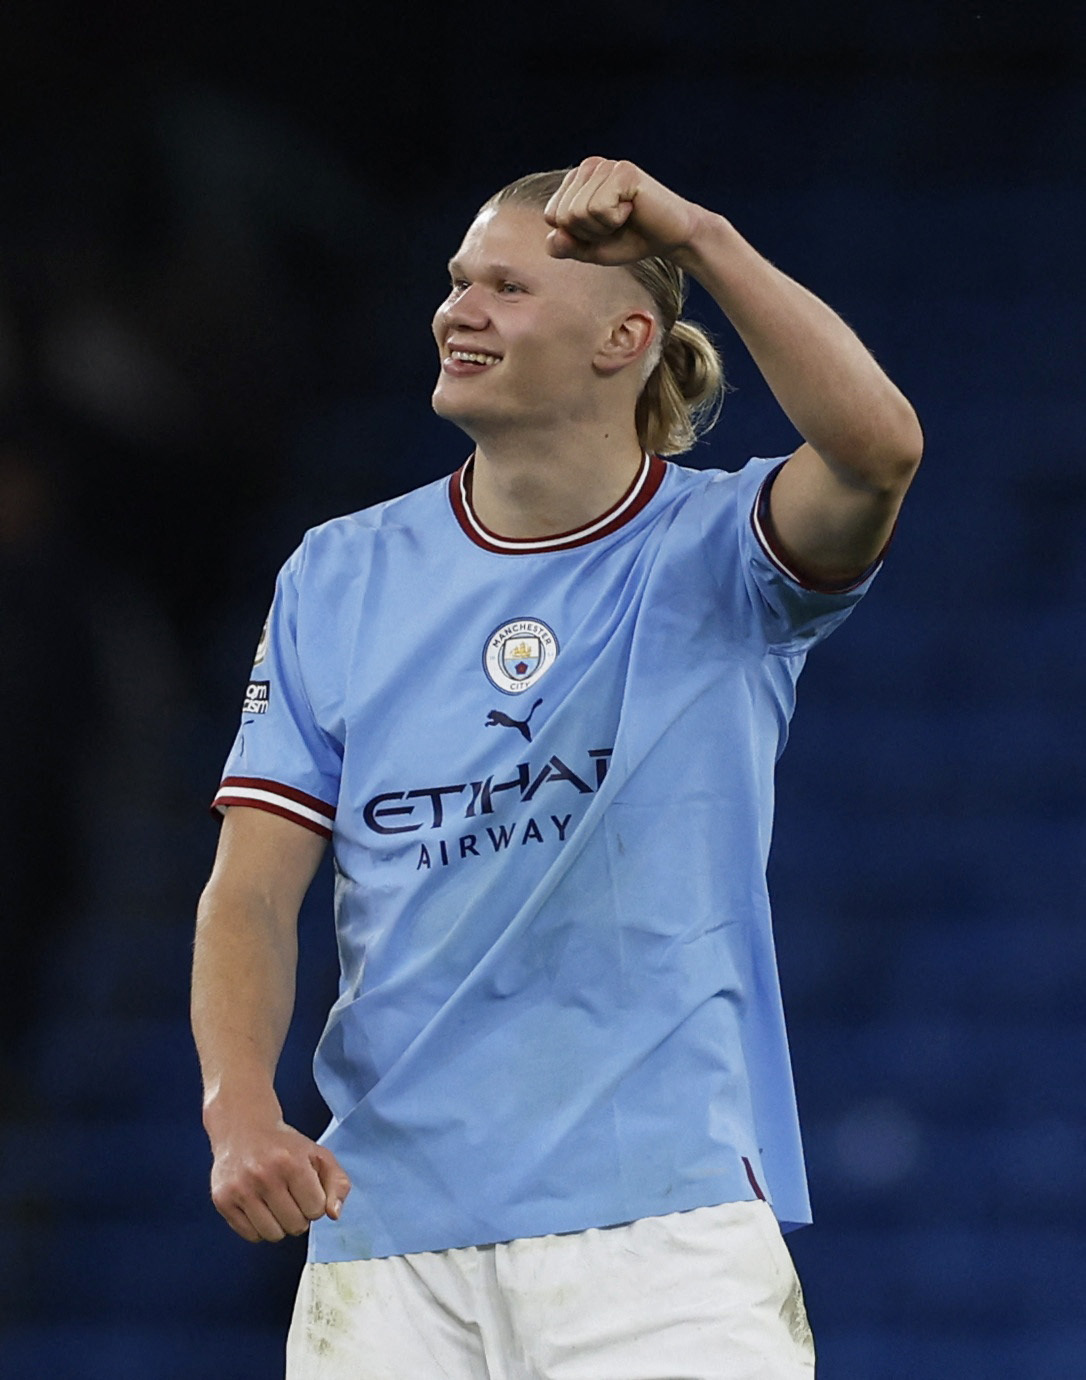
[286,1200,814,1379]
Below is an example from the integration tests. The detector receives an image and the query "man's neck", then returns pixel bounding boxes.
[467,425,645,540]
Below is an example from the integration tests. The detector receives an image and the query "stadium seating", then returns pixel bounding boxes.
[1,66,1082,1380]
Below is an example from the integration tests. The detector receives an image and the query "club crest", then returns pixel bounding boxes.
[483,618,559,694]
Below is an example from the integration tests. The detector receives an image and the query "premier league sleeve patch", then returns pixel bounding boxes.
[242,680,270,715]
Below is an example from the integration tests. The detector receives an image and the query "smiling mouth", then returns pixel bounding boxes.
[446,350,501,366]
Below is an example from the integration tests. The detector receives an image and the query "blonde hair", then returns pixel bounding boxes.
[483,170,727,456]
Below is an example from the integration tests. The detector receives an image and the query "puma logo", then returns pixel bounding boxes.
[485,698,543,743]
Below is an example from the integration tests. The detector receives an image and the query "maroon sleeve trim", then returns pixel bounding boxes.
[751,461,889,594]
[217,776,336,819]
[210,776,336,840]
[212,794,334,840]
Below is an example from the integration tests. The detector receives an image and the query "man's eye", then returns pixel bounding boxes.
[448,279,469,294]
[499,282,523,294]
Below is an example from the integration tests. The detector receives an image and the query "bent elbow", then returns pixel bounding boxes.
[857,404,924,497]
[896,404,925,474]
[889,411,924,497]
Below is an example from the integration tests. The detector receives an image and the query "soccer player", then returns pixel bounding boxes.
[192,157,922,1377]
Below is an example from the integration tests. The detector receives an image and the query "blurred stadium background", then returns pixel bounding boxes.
[1,1,1083,1375]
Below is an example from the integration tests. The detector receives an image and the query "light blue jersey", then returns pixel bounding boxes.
[214,453,877,1263]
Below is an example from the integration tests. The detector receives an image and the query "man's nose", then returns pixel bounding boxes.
[443,284,489,328]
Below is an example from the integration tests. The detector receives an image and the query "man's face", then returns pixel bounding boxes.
[431,204,625,439]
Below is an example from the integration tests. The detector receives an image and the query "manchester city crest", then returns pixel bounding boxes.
[483,618,559,694]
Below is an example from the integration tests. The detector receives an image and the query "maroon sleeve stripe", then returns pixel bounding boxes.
[218,776,336,820]
[212,792,334,840]
[751,461,886,594]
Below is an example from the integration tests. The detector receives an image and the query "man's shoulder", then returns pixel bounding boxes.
[666,454,781,491]
[293,470,457,566]
[659,454,783,520]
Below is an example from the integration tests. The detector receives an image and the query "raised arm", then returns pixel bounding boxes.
[545,157,923,586]
[191,806,350,1242]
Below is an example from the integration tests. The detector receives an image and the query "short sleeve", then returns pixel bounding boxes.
[703,456,881,657]
[212,544,342,838]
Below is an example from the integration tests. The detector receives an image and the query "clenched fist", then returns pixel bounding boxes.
[543,157,706,266]
[209,1114,351,1244]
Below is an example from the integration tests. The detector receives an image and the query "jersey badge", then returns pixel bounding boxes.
[483,618,559,695]
[242,680,269,715]
[253,617,269,666]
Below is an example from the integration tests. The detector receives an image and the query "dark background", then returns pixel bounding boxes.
[1,2,1083,1376]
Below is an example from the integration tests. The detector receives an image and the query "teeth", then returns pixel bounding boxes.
[449,350,500,365]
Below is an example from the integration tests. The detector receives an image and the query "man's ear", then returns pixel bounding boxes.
[594,309,656,377]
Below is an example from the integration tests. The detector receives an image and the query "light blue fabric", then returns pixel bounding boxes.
[217,455,876,1261]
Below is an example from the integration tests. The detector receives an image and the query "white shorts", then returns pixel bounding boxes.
[285,1199,814,1379]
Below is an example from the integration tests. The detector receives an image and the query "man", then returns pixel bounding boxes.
[192,157,922,1378]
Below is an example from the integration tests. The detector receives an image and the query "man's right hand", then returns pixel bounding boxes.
[208,1116,352,1243]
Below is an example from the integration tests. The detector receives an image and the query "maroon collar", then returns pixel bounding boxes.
[449,452,667,554]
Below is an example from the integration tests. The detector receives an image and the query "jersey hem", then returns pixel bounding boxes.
[308,1187,811,1263]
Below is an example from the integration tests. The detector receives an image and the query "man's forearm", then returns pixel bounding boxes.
[674,212,922,489]
[191,884,298,1129]
[192,808,342,1242]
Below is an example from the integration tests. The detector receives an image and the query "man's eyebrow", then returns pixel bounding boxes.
[446,259,525,281]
